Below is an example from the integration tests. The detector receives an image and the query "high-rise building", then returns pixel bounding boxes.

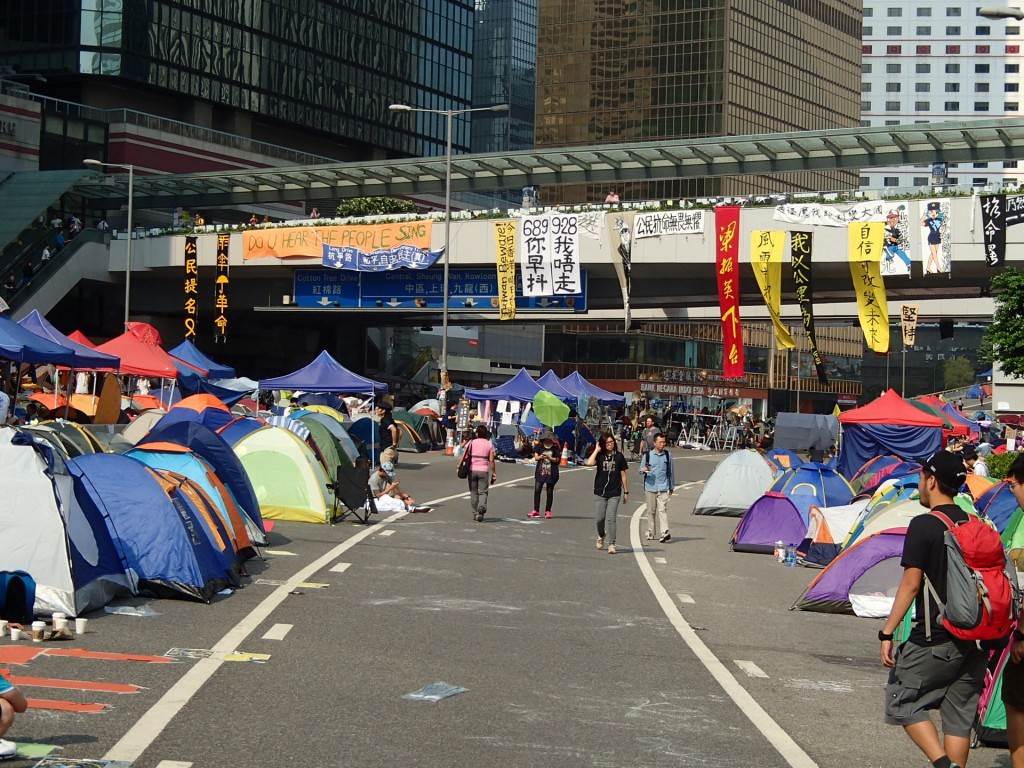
[860,1,1024,191]
[535,1,863,203]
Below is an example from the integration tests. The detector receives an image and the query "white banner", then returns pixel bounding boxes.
[919,199,952,274]
[633,210,705,238]
[773,200,890,227]
[519,213,581,296]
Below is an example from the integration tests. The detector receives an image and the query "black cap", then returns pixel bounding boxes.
[962,444,978,460]
[916,451,968,490]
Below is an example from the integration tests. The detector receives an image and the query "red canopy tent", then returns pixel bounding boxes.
[67,330,96,348]
[837,389,944,477]
[839,389,945,427]
[93,323,202,378]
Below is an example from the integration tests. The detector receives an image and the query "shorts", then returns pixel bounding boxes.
[884,638,986,737]
[0,672,12,696]
[1002,655,1024,712]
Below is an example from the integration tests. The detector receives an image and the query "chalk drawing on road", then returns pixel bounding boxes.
[783,678,852,693]
[734,660,769,679]
[495,518,542,525]
[365,596,522,614]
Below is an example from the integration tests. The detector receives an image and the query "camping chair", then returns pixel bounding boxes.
[328,463,375,525]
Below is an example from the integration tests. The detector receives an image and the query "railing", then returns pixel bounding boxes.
[3,229,106,313]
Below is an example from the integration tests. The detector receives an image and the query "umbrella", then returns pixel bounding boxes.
[532,390,570,428]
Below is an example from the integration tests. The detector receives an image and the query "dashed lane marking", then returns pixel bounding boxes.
[261,624,293,641]
[735,660,770,679]
[329,562,352,573]
[677,593,695,604]
[654,557,667,564]
[377,529,396,537]
[156,762,193,768]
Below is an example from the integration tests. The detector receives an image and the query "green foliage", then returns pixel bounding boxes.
[979,268,1024,376]
[335,197,419,218]
[942,356,976,390]
[987,450,1018,481]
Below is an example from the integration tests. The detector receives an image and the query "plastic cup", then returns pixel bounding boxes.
[9,627,22,641]
[31,620,46,641]
[75,618,88,634]
[0,619,7,636]
[54,618,68,631]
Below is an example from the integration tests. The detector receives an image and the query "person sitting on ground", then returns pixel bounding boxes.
[0,668,28,760]
[367,462,430,514]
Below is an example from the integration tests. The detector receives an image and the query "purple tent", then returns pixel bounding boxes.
[258,351,387,394]
[536,370,574,400]
[18,310,120,369]
[465,368,544,403]
[559,371,625,404]
[792,528,907,614]
[731,492,806,554]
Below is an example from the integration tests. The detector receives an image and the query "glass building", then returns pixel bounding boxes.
[0,0,476,159]
[535,0,863,203]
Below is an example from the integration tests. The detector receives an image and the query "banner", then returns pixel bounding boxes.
[848,223,889,354]
[750,231,795,350]
[494,221,517,321]
[214,233,230,342]
[606,212,634,331]
[901,303,919,347]
[242,220,437,267]
[790,231,828,386]
[634,210,705,239]
[183,236,198,340]
[880,204,912,279]
[978,194,1024,267]
[919,199,951,275]
[519,213,581,296]
[773,200,889,227]
[715,206,744,378]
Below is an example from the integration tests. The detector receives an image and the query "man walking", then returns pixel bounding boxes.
[999,456,1024,767]
[879,451,983,768]
[377,402,399,466]
[641,432,674,543]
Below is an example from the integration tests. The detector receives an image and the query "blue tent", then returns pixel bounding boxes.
[976,481,1020,533]
[172,370,249,406]
[769,463,855,509]
[765,448,804,470]
[217,415,266,446]
[966,385,985,399]
[346,417,380,454]
[536,370,574,400]
[18,310,120,370]
[169,339,236,379]
[939,403,980,438]
[259,351,387,394]
[67,454,237,602]
[0,313,76,365]
[465,368,544,403]
[560,371,625,404]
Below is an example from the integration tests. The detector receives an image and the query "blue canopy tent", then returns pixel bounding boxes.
[18,310,120,369]
[169,339,236,379]
[0,313,77,366]
[259,351,387,395]
[837,389,943,479]
[173,368,249,406]
[465,368,544,403]
[536,370,575,400]
[560,371,625,404]
[939,403,980,438]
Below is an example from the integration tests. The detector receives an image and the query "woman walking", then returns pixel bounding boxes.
[586,432,629,554]
[529,429,561,519]
[463,425,496,522]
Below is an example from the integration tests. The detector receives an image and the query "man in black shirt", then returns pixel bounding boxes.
[376,403,399,466]
[1000,456,1024,768]
[879,451,982,768]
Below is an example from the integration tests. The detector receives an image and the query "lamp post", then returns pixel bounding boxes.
[978,7,1024,20]
[83,159,134,330]
[388,102,509,409]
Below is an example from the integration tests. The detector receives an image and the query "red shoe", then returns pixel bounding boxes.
[527,510,540,518]
[544,511,552,519]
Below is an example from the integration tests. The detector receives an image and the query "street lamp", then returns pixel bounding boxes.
[83,159,134,330]
[978,6,1024,19]
[388,102,509,408]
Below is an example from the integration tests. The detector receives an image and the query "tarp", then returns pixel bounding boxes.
[535,370,574,400]
[731,492,806,554]
[0,313,76,365]
[465,368,545,403]
[693,449,778,516]
[18,310,120,370]
[258,350,387,394]
[559,371,625,404]
[168,339,235,379]
[837,390,942,479]
[939,403,981,438]
[772,412,838,451]
[67,330,96,348]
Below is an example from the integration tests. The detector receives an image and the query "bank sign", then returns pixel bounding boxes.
[293,268,587,312]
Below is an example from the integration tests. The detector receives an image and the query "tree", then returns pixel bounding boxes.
[942,356,975,390]
[979,267,1024,377]
[335,197,419,218]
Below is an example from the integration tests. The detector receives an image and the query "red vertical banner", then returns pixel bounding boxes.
[214,233,230,342]
[715,206,744,378]
[183,236,198,340]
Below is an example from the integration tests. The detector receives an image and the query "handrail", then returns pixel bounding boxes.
[3,229,106,312]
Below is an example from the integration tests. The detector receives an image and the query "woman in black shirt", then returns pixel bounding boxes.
[586,432,629,554]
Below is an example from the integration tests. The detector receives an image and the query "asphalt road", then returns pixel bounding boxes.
[1,449,1015,767]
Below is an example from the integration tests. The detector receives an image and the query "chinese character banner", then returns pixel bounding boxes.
[715,206,744,378]
[979,194,1024,267]
[901,303,919,347]
[519,213,581,297]
[214,233,230,341]
[494,221,517,321]
[749,230,794,350]
[183,236,198,340]
[790,231,828,386]
[847,223,889,354]
[633,210,705,238]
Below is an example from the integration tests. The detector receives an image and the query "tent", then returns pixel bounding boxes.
[168,339,236,379]
[559,371,625,404]
[0,428,132,616]
[837,389,943,478]
[93,324,187,378]
[976,481,1021,533]
[120,409,167,445]
[67,330,96,347]
[975,645,1012,747]
[792,528,908,617]
[730,492,807,554]
[860,460,921,496]
[939,403,980,438]
[843,498,928,549]
[693,450,778,516]
[767,463,854,509]
[258,350,387,395]
[465,368,545,403]
[295,411,362,466]
[346,415,380,455]
[850,455,903,493]
[68,453,238,602]
[535,370,574,400]
[228,425,336,523]
[18,310,120,369]
[0,313,76,365]
[772,412,838,451]
[764,448,804,470]
[908,399,963,435]
[159,393,236,432]
[798,498,870,567]
[965,473,997,500]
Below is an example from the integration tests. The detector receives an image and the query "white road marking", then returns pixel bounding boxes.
[265,550,297,556]
[677,593,695,604]
[735,660,769,679]
[629,508,818,768]
[654,557,667,564]
[329,562,352,573]
[377,529,396,537]
[261,623,292,641]
[155,762,192,768]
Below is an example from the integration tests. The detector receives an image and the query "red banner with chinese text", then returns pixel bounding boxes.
[184,236,198,340]
[715,206,744,378]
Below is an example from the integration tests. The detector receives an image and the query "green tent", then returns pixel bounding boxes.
[299,415,353,470]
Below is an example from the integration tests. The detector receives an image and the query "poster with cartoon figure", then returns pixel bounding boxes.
[880,205,912,278]
[919,199,951,274]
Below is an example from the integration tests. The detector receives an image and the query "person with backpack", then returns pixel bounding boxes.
[879,451,987,768]
[528,430,560,519]
[999,456,1024,768]
[640,431,674,543]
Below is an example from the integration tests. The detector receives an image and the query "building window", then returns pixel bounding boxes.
[1006,103,1020,111]
[946,63,961,74]
[915,83,930,92]
[1009,64,1021,73]
[975,102,990,111]
[945,83,960,92]
[1006,161,1019,168]
[946,45,960,54]
[861,100,872,111]
[864,7,873,16]
[974,178,989,186]
[915,101,930,111]
[886,101,901,111]
[946,26,961,35]
[1008,83,1020,92]
[916,44,931,54]
[886,82,901,92]
[913,177,929,186]
[977,26,991,35]
[862,83,872,93]
[886,63,902,73]
[944,101,960,110]
[863,63,873,73]
[947,7,961,16]
[916,29,931,38]
[860,119,871,127]
[884,177,900,187]
[885,119,900,125]
[859,176,870,186]
[863,45,872,54]
[976,64,991,74]
[916,63,931,74]
[887,26,902,36]
[977,83,990,93]
[1008,46,1021,54]
[1009,26,1020,34]
[888,7,902,16]
[887,45,902,54]
[977,45,991,54]
[974,162,990,169]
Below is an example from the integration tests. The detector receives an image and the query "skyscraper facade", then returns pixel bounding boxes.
[535,1,862,203]
[860,0,1024,190]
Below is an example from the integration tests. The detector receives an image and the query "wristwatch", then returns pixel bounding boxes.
[878,629,894,642]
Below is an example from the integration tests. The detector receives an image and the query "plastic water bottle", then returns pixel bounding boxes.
[785,545,798,567]
[774,541,785,562]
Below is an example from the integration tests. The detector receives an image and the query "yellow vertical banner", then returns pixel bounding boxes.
[749,231,795,349]
[848,222,890,353]
[494,221,517,321]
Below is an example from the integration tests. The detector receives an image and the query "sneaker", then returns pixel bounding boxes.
[607,544,617,555]
[596,536,605,550]
[527,510,540,518]
[0,739,15,760]
[475,513,484,522]
[645,531,654,541]
[544,511,552,519]
[659,531,671,543]
[412,506,432,514]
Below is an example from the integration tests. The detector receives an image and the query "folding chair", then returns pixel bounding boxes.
[328,463,375,524]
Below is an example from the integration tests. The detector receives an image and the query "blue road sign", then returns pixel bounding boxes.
[294,268,587,311]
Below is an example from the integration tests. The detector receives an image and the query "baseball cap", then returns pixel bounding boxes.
[916,450,967,490]
[380,461,395,477]
[962,444,978,460]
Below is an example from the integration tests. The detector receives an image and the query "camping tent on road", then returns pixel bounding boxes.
[693,450,777,517]
[837,389,943,478]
